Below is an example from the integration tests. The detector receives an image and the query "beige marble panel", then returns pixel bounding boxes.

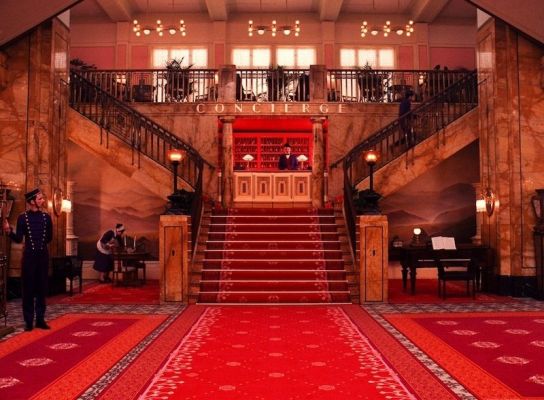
[360,109,479,197]
[358,215,388,303]
[478,19,544,279]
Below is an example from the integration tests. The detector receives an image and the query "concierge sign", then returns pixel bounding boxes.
[195,102,346,115]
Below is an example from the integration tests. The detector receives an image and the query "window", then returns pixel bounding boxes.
[340,48,395,69]
[152,48,208,68]
[276,47,316,68]
[232,48,271,68]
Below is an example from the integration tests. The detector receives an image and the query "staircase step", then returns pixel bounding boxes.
[208,232,339,241]
[201,269,347,280]
[204,249,344,259]
[211,215,336,224]
[200,280,349,292]
[214,208,334,216]
[202,259,345,270]
[209,224,338,233]
[197,291,351,303]
[205,241,341,250]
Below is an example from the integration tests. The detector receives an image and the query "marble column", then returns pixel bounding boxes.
[309,65,327,102]
[218,64,236,103]
[477,18,544,294]
[220,116,235,208]
[471,182,482,246]
[311,117,326,208]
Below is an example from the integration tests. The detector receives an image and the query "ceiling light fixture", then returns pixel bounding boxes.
[361,20,414,38]
[133,0,187,37]
[248,0,300,37]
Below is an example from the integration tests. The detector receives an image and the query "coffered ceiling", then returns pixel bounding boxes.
[69,0,476,23]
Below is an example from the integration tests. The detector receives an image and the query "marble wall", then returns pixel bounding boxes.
[0,19,69,275]
[477,19,544,284]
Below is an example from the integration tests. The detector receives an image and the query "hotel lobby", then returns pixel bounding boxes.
[0,0,544,398]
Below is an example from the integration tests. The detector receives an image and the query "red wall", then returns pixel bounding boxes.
[398,46,413,69]
[70,46,115,69]
[429,47,475,69]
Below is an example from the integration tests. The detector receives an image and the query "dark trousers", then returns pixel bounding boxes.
[21,250,49,325]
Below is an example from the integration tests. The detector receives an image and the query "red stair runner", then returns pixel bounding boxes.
[198,208,351,304]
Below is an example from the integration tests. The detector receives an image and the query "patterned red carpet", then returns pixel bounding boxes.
[385,311,544,399]
[49,280,160,305]
[200,208,351,303]
[0,313,166,400]
[141,305,417,399]
[3,302,543,399]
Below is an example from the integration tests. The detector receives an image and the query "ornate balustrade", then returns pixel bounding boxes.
[74,67,473,105]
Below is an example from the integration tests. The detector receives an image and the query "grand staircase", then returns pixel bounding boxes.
[195,208,353,304]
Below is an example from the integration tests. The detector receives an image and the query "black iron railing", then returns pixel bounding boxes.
[331,71,478,255]
[236,68,310,102]
[70,70,213,251]
[327,69,473,103]
[76,68,219,103]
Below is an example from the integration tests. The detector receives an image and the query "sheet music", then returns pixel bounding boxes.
[431,236,456,250]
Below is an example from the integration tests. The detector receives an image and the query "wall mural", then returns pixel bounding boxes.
[68,138,479,260]
[68,142,165,259]
[381,142,480,246]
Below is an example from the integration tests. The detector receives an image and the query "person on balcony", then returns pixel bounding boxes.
[3,188,53,331]
[93,223,125,283]
[278,143,299,170]
[399,90,415,147]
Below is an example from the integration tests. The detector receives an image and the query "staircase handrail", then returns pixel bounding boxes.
[70,70,213,252]
[331,71,478,172]
[70,70,213,170]
[331,71,478,257]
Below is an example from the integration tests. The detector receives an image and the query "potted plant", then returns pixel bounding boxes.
[165,57,194,102]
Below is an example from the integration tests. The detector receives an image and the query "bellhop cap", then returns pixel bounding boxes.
[25,188,40,202]
[115,223,126,232]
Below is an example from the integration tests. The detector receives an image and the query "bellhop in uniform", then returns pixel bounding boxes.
[4,188,53,331]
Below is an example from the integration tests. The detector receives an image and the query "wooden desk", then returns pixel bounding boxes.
[112,251,149,286]
[398,245,493,294]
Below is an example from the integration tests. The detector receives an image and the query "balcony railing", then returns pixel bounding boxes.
[236,68,310,102]
[76,69,219,103]
[74,67,473,105]
[326,69,473,103]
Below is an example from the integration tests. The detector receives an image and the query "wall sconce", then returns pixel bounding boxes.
[482,187,496,217]
[476,199,486,213]
[61,199,72,213]
[297,154,308,170]
[242,154,254,170]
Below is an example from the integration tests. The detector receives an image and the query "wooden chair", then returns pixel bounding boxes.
[51,256,83,296]
[437,256,477,299]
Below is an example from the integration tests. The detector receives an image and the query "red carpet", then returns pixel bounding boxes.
[49,280,160,305]
[385,311,544,399]
[388,279,514,303]
[0,313,166,400]
[140,306,415,399]
[199,208,351,303]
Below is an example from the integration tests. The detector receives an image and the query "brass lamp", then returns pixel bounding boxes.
[167,149,185,194]
[354,149,381,215]
[166,149,192,215]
